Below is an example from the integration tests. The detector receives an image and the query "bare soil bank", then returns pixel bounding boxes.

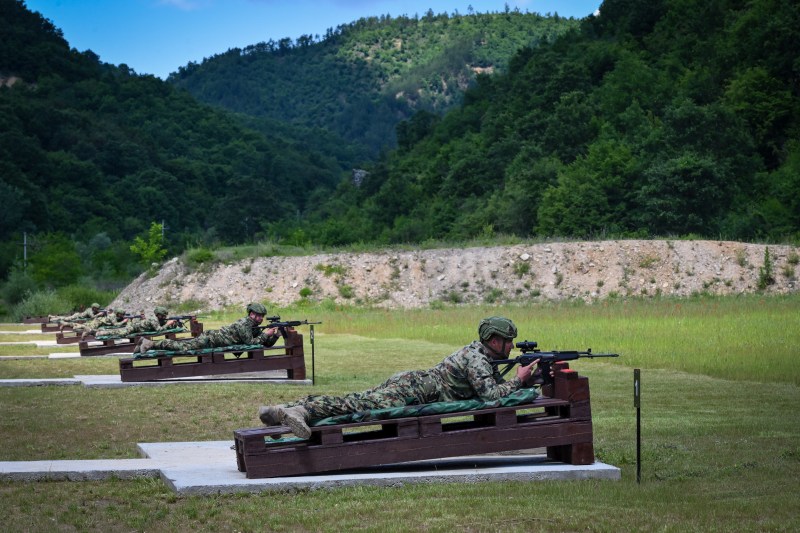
[112,240,800,312]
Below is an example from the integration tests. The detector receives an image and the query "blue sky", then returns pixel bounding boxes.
[24,1,602,79]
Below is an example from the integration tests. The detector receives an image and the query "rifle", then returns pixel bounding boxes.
[491,340,619,385]
[167,314,205,321]
[257,319,322,337]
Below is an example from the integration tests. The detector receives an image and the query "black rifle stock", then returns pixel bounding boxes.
[491,340,619,385]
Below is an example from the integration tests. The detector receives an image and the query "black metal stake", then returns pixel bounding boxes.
[310,324,315,385]
[634,368,641,484]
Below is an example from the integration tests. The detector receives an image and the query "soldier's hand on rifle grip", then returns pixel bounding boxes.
[516,359,538,383]
[263,327,279,337]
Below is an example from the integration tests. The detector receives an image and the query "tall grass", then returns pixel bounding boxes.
[267,293,800,385]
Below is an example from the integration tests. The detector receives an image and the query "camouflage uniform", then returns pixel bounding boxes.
[286,340,523,420]
[71,312,127,334]
[51,306,101,323]
[101,315,170,338]
[149,316,279,351]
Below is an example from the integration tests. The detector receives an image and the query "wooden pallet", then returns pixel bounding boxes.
[118,329,307,382]
[77,331,181,356]
[234,363,595,478]
[41,323,70,333]
[56,331,86,344]
[78,321,203,356]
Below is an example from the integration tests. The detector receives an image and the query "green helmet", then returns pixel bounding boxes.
[153,306,168,316]
[91,303,101,309]
[478,316,518,342]
[115,309,126,316]
[247,302,267,315]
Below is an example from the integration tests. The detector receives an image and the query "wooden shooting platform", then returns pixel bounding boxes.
[78,321,203,357]
[78,332,180,356]
[118,329,307,382]
[234,362,595,479]
[56,331,87,344]
[42,322,71,333]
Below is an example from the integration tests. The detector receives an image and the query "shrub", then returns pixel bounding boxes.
[513,262,530,277]
[185,248,216,270]
[315,263,348,277]
[10,289,69,321]
[757,247,775,290]
[338,284,354,299]
[1,267,37,305]
[56,284,115,310]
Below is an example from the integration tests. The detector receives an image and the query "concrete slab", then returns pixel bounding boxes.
[0,339,61,346]
[0,378,81,387]
[75,374,313,388]
[0,440,621,495]
[0,374,313,388]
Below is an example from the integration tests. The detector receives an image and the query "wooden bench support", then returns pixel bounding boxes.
[79,332,180,356]
[234,363,596,478]
[118,330,307,382]
[78,321,203,356]
[42,323,69,333]
[56,332,90,344]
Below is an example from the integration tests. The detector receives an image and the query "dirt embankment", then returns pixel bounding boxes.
[111,240,800,313]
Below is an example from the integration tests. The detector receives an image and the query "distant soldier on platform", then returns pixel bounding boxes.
[135,303,279,354]
[75,309,141,340]
[99,306,179,340]
[49,303,104,330]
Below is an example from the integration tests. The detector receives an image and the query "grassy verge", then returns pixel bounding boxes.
[0,294,798,531]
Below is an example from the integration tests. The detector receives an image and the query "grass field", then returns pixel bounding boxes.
[1,294,798,531]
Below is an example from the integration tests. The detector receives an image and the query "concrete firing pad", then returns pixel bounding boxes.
[0,440,621,495]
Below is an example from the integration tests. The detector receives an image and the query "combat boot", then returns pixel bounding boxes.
[134,337,154,354]
[258,405,286,426]
[281,406,311,439]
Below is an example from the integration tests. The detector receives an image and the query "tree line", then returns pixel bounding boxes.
[295,0,800,245]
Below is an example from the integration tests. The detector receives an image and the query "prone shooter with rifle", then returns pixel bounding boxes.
[134,303,319,354]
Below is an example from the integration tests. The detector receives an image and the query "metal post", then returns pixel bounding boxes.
[310,324,315,385]
[634,368,641,484]
[23,232,28,271]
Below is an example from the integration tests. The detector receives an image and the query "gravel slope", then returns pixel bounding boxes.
[112,240,800,312]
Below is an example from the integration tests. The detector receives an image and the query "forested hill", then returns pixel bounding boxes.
[0,0,357,280]
[299,0,800,245]
[169,9,579,155]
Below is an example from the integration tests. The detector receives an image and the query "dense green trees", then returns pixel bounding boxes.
[1,0,798,294]
[171,9,579,156]
[0,0,350,284]
[302,0,800,244]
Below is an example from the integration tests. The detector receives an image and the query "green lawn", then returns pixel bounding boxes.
[0,294,798,531]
